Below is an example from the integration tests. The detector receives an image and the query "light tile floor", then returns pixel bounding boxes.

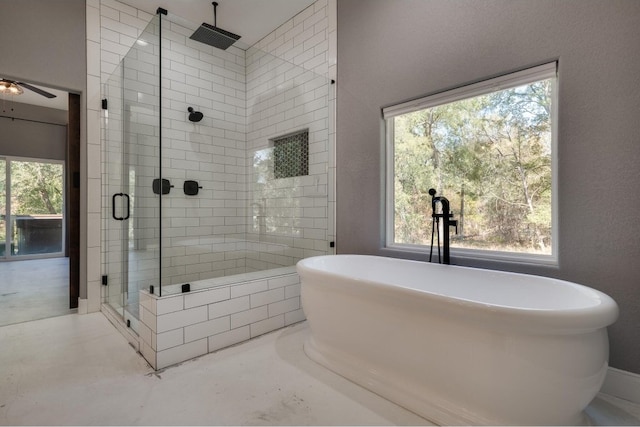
[0,313,639,426]
[0,257,74,327]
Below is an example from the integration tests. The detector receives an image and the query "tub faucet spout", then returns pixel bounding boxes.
[428,188,457,265]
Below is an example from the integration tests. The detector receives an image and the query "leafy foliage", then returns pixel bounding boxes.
[10,161,64,215]
[392,80,553,254]
[0,160,63,255]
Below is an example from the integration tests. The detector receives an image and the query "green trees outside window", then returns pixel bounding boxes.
[11,161,64,217]
[0,159,64,257]
[387,65,555,256]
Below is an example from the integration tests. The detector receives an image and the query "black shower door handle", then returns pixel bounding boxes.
[112,193,130,221]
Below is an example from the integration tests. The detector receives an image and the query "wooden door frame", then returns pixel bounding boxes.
[67,93,80,309]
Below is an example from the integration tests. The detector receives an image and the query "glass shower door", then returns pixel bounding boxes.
[103,15,160,329]
[104,59,127,321]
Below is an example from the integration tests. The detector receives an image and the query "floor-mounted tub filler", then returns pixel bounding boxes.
[297,255,619,426]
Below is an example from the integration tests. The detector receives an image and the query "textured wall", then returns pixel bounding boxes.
[0,0,86,93]
[336,0,640,373]
[0,105,67,161]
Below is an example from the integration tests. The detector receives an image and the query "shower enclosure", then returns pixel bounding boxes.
[102,9,332,335]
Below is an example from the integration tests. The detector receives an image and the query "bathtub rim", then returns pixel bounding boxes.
[297,254,619,335]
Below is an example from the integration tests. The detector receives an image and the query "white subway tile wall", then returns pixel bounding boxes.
[138,273,302,369]
[95,0,335,368]
[100,0,332,297]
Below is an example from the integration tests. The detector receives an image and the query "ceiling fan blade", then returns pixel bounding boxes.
[16,81,57,98]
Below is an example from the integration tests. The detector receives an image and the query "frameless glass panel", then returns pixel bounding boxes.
[245,48,331,278]
[9,160,64,257]
[246,74,330,269]
[155,12,332,295]
[104,58,125,318]
[122,14,161,313]
[103,14,160,325]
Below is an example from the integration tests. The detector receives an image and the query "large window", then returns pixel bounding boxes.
[384,63,557,261]
[0,157,65,258]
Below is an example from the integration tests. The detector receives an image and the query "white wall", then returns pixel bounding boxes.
[0,0,86,93]
[0,104,67,161]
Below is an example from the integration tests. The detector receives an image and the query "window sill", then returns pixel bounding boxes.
[383,244,558,268]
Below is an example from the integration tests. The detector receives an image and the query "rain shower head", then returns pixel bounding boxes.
[190,23,240,50]
[190,2,240,50]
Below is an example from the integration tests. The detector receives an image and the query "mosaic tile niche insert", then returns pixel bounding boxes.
[272,130,309,179]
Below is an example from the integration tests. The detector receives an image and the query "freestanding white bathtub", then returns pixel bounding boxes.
[297,255,619,426]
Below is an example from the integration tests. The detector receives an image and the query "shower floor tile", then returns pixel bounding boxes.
[0,313,638,426]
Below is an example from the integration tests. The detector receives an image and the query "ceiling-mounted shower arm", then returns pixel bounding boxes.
[189,1,241,50]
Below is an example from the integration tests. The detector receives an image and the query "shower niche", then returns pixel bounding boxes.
[272,130,310,179]
[101,6,332,353]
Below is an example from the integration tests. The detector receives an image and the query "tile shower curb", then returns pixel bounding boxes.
[137,272,304,370]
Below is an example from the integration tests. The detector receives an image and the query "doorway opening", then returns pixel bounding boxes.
[0,87,80,326]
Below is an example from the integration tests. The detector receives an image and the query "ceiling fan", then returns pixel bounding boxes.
[0,78,57,98]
